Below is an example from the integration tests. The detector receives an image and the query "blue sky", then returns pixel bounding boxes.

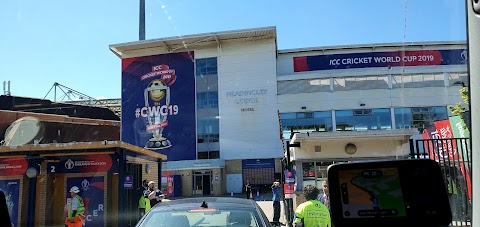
[0,0,466,100]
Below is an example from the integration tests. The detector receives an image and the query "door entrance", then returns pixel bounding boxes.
[123,163,143,226]
[193,171,212,196]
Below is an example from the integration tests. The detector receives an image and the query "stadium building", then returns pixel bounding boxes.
[109,26,466,198]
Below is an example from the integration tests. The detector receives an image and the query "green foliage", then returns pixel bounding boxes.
[448,87,469,115]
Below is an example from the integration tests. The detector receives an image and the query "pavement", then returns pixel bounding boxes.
[255,200,286,225]
[229,192,286,224]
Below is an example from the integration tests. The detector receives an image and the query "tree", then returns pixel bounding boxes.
[448,87,469,115]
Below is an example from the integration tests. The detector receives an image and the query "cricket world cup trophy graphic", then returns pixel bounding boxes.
[142,65,177,149]
[122,52,196,161]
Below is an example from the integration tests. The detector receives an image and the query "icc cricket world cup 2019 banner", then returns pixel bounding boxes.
[66,177,105,227]
[121,52,196,161]
[0,179,19,227]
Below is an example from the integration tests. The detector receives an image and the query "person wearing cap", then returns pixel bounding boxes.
[65,186,85,227]
[271,180,282,225]
[147,181,164,207]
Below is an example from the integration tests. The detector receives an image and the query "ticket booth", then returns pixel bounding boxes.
[0,141,166,227]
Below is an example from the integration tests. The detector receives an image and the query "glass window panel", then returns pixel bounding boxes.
[277,79,330,95]
[196,67,206,76]
[296,113,306,118]
[196,59,207,67]
[314,111,331,118]
[448,72,469,87]
[210,151,220,159]
[198,152,208,159]
[280,113,296,119]
[333,76,388,91]
[206,57,217,67]
[392,74,445,88]
[336,108,391,131]
[302,162,316,187]
[394,106,448,131]
[335,110,353,117]
[207,66,217,75]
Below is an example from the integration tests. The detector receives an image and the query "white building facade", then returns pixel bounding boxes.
[110,27,466,197]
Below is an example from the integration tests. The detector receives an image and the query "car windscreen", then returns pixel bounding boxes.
[139,208,264,227]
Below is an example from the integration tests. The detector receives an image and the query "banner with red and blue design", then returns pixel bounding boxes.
[294,49,467,72]
[66,176,104,227]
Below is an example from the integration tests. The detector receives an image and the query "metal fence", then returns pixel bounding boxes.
[410,138,472,227]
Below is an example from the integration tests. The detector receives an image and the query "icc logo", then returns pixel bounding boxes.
[81,179,90,191]
[461,50,468,63]
[65,159,74,170]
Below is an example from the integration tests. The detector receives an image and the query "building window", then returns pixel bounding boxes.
[197,92,218,109]
[302,162,333,188]
[277,78,331,95]
[392,73,445,88]
[196,57,217,76]
[394,106,448,131]
[336,108,392,131]
[198,151,220,159]
[448,72,468,87]
[333,76,389,91]
[197,118,219,143]
[280,111,333,139]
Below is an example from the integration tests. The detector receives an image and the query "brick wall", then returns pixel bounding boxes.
[179,170,193,197]
[36,161,48,226]
[126,156,159,184]
[211,168,222,196]
[294,192,306,209]
[225,160,242,174]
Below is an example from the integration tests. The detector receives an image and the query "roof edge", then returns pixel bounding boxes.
[278,40,467,54]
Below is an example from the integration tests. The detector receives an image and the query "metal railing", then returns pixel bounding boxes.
[410,138,472,227]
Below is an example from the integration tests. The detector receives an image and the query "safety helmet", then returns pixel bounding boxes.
[70,186,80,193]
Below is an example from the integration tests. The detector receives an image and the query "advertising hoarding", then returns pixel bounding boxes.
[0,158,28,176]
[121,52,196,161]
[47,154,117,174]
[0,179,19,227]
[66,177,105,227]
[294,49,467,72]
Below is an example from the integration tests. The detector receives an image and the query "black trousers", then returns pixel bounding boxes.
[273,201,281,222]
[139,208,146,219]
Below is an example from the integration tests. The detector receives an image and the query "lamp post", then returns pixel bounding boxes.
[139,0,145,40]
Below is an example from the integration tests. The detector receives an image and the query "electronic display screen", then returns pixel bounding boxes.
[338,168,406,218]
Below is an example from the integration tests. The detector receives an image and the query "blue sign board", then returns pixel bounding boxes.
[121,52,196,161]
[294,49,467,72]
[242,159,275,169]
[123,175,133,189]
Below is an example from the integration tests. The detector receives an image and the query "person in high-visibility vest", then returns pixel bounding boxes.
[138,180,151,218]
[65,186,85,227]
[294,185,331,227]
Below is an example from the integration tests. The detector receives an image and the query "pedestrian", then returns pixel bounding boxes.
[147,181,164,207]
[245,180,252,199]
[138,180,151,218]
[317,180,330,211]
[271,180,282,225]
[294,185,331,227]
[65,186,85,227]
